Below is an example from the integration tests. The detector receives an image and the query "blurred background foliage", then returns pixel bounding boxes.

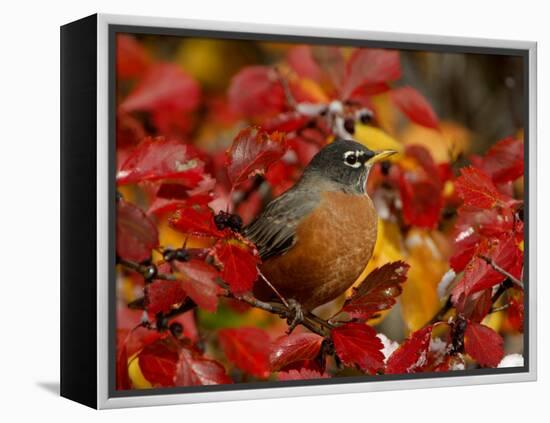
[116,33,525,384]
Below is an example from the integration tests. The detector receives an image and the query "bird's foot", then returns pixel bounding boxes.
[285,299,304,334]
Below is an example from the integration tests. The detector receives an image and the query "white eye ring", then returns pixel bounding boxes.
[343,151,362,168]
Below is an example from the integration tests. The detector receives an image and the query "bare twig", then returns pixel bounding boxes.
[274,66,297,109]
[428,296,453,325]
[257,269,290,308]
[118,258,177,281]
[478,254,523,289]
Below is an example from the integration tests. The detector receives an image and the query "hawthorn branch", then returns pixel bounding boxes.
[274,66,297,109]
[118,258,178,281]
[119,257,332,337]
[428,296,453,325]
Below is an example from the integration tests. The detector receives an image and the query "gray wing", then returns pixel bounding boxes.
[243,187,320,260]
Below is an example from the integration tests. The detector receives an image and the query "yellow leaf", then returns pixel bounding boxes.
[354,124,403,154]
[349,220,404,326]
[128,353,152,389]
[400,121,471,163]
[400,229,449,332]
[371,93,399,135]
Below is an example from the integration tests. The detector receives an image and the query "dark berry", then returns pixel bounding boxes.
[163,248,176,262]
[359,109,373,124]
[169,322,184,338]
[143,264,157,281]
[156,315,169,331]
[214,210,243,232]
[343,118,355,135]
[229,214,243,232]
[381,160,391,175]
[175,248,190,262]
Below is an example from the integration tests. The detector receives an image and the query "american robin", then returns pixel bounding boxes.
[244,139,396,312]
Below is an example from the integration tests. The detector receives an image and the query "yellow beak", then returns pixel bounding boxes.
[366,149,397,165]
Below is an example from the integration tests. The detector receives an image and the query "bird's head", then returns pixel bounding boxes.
[304,138,396,194]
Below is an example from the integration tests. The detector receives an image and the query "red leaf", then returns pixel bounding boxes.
[226,127,287,188]
[480,137,524,183]
[311,46,346,91]
[390,86,439,129]
[116,34,150,79]
[454,167,513,209]
[399,173,443,228]
[117,138,205,187]
[385,325,433,374]
[450,230,481,273]
[218,327,270,378]
[341,261,409,320]
[145,280,187,315]
[397,146,444,228]
[331,323,384,374]
[116,199,158,262]
[213,241,260,294]
[278,368,329,381]
[451,236,522,304]
[175,346,232,386]
[228,66,286,117]
[147,194,212,217]
[138,338,179,387]
[341,48,401,99]
[120,63,200,114]
[262,111,311,133]
[270,333,324,371]
[460,289,493,323]
[286,46,323,82]
[173,259,222,312]
[168,205,226,238]
[507,293,525,333]
[464,322,504,367]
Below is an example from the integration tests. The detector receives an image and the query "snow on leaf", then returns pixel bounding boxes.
[331,323,384,375]
[385,325,433,374]
[116,199,158,262]
[464,322,504,368]
[117,137,205,187]
[498,353,524,368]
[270,333,324,371]
[341,261,410,320]
[175,346,232,386]
[226,127,287,188]
[390,86,439,129]
[212,240,260,294]
[173,259,222,312]
[218,327,271,378]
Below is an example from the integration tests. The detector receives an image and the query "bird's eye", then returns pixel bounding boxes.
[343,151,361,168]
[346,154,357,164]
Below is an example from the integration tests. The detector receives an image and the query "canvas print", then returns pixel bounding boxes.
[114,32,526,392]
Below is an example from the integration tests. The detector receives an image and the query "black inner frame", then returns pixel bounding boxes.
[108,23,530,399]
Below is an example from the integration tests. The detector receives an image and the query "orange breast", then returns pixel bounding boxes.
[258,191,378,310]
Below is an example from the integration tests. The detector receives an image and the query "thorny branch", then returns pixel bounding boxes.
[118,257,334,338]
